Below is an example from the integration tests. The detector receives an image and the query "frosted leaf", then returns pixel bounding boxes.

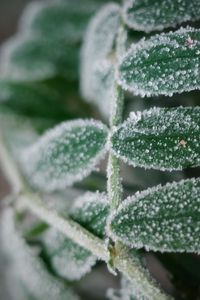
[108,178,200,252]
[111,106,200,171]
[117,27,200,97]
[0,209,80,300]
[123,0,200,32]
[20,119,108,191]
[19,0,99,44]
[80,3,120,117]
[0,34,79,81]
[70,192,109,238]
[0,80,68,120]
[43,228,96,281]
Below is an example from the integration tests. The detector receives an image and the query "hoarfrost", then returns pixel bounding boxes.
[117,27,200,97]
[0,209,79,300]
[80,3,120,118]
[20,119,108,191]
[108,178,200,253]
[111,106,200,170]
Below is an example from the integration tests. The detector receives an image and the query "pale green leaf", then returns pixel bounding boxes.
[81,3,120,117]
[20,119,108,191]
[111,107,200,171]
[118,27,200,97]
[0,209,79,300]
[109,178,200,252]
[123,0,200,32]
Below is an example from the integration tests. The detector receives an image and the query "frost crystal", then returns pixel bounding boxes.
[109,178,200,253]
[123,0,200,32]
[70,191,109,238]
[117,27,200,97]
[43,228,96,281]
[0,209,79,300]
[80,3,120,117]
[20,119,108,191]
[111,106,200,171]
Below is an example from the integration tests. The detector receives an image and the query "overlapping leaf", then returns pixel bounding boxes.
[117,27,200,97]
[111,107,200,170]
[81,3,120,117]
[0,209,79,300]
[123,0,200,32]
[109,178,200,252]
[20,119,108,191]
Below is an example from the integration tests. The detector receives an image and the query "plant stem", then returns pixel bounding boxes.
[18,194,109,262]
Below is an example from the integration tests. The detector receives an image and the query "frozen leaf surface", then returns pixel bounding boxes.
[109,178,200,252]
[20,119,108,191]
[107,276,139,300]
[43,228,96,281]
[70,192,109,238]
[1,35,79,81]
[0,209,79,300]
[111,107,200,170]
[0,80,67,119]
[81,3,120,117]
[123,0,200,32]
[118,27,200,97]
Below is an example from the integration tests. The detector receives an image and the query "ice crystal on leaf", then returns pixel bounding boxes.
[43,228,96,281]
[111,106,200,170]
[0,209,79,300]
[81,3,120,117]
[109,178,200,252]
[70,191,109,238]
[117,27,200,97]
[123,0,200,32]
[20,119,108,191]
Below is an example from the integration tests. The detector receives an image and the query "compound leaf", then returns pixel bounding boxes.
[109,178,200,252]
[123,0,200,32]
[20,119,108,191]
[111,107,200,171]
[118,27,200,97]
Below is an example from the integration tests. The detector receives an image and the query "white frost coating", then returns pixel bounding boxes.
[108,178,200,253]
[123,0,200,32]
[80,3,120,118]
[70,191,108,237]
[111,106,200,171]
[43,228,97,281]
[0,209,79,300]
[117,26,200,97]
[20,119,109,191]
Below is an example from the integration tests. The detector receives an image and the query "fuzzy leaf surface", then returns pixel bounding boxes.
[109,178,200,252]
[0,209,79,300]
[81,3,120,117]
[111,107,200,171]
[20,119,108,191]
[118,27,200,97]
[123,0,200,32]
[70,192,109,238]
[1,35,79,81]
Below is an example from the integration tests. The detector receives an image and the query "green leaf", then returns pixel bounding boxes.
[1,35,79,81]
[20,1,99,44]
[111,107,200,171]
[109,178,200,252]
[81,3,120,117]
[20,119,108,191]
[43,228,96,281]
[70,192,109,238]
[123,0,200,32]
[118,27,200,97]
[0,81,68,120]
[0,209,79,300]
